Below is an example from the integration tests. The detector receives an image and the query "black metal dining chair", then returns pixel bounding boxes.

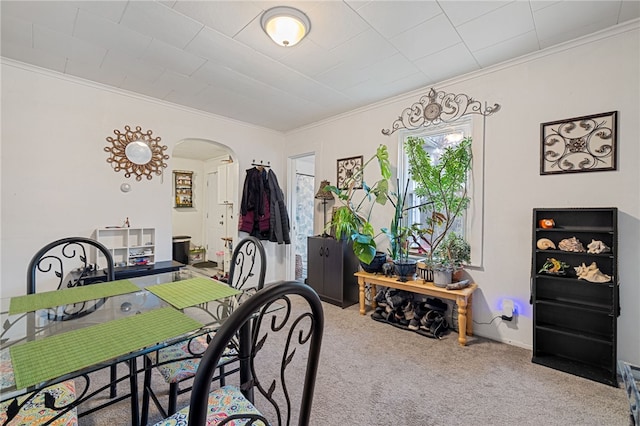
[142,236,267,422]
[1,237,117,425]
[152,280,324,426]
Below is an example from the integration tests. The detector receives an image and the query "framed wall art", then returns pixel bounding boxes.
[540,111,617,175]
[337,155,363,189]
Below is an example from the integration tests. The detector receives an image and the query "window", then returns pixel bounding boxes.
[398,116,484,266]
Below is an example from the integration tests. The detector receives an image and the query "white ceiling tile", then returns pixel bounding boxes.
[352,1,442,38]
[457,1,535,52]
[0,15,32,48]
[438,0,511,26]
[0,41,67,73]
[315,61,372,92]
[120,1,203,49]
[33,25,107,68]
[390,13,460,61]
[154,70,209,96]
[534,1,622,47]
[171,1,263,38]
[74,10,152,59]
[120,74,173,100]
[65,59,127,87]
[0,1,77,35]
[530,2,563,12]
[305,1,370,50]
[101,50,165,83]
[344,72,428,105]
[278,39,341,77]
[185,26,250,65]
[472,30,539,67]
[141,39,207,76]
[414,42,480,83]
[356,53,421,86]
[69,1,127,23]
[620,1,640,22]
[330,29,397,70]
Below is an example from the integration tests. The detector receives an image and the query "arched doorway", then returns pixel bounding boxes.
[172,139,237,275]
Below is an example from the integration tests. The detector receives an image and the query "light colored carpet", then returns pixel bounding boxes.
[78,299,631,425]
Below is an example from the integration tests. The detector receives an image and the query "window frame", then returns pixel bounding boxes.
[396,115,485,267]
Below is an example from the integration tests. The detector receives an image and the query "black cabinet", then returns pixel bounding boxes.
[531,207,619,386]
[307,236,359,308]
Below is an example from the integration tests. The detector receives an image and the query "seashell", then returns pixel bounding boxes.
[536,238,556,250]
[587,239,611,254]
[574,262,612,283]
[558,237,586,252]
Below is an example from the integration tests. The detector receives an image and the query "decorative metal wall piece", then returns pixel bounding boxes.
[105,125,169,181]
[382,88,501,135]
[337,155,363,189]
[540,111,617,175]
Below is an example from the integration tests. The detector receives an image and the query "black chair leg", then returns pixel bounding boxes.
[141,356,153,426]
[109,364,117,398]
[168,383,179,416]
[219,364,226,386]
[128,357,140,426]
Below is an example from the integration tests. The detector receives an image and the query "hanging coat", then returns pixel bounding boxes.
[239,167,270,239]
[267,169,291,244]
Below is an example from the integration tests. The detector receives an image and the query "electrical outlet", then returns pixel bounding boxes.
[501,299,514,321]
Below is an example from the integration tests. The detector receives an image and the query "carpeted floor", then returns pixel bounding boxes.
[79,298,631,425]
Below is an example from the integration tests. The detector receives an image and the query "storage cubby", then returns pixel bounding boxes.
[531,207,619,386]
[95,227,156,269]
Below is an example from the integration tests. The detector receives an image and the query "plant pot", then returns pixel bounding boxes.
[393,259,417,282]
[416,261,433,282]
[360,251,387,273]
[433,269,453,287]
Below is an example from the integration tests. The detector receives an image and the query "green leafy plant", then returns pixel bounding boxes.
[404,136,472,264]
[432,233,471,270]
[326,145,392,264]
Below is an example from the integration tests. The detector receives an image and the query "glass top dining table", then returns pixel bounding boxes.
[0,269,248,425]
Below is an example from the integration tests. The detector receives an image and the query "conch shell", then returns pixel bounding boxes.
[574,262,612,283]
[558,237,586,252]
[536,238,556,250]
[587,239,611,254]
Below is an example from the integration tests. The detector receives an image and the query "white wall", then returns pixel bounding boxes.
[284,25,640,365]
[0,61,286,297]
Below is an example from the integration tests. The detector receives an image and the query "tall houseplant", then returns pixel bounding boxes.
[326,145,392,265]
[404,136,472,266]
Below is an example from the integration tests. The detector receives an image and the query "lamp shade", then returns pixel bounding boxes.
[315,180,334,200]
[261,6,310,47]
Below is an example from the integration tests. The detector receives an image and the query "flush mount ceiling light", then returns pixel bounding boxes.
[261,6,310,47]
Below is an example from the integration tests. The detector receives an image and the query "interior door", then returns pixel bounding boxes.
[207,171,225,268]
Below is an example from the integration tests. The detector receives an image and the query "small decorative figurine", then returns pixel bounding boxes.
[539,258,570,275]
[536,238,556,250]
[558,236,585,252]
[586,239,611,254]
[539,219,555,229]
[574,262,612,283]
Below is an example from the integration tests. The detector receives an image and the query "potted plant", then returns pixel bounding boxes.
[403,136,472,279]
[382,179,419,281]
[429,233,471,286]
[326,145,392,267]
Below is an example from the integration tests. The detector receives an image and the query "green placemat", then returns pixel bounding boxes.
[10,307,203,389]
[146,277,241,309]
[9,280,140,315]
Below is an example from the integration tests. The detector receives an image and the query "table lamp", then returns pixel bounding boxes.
[314,180,334,237]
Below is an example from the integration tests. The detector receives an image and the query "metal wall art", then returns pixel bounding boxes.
[540,111,617,175]
[105,125,169,181]
[337,155,363,189]
[382,88,501,135]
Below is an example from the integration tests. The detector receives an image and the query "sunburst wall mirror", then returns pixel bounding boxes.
[105,125,169,181]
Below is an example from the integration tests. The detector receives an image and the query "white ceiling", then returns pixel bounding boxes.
[2,0,639,136]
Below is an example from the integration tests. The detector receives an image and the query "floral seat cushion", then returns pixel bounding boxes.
[0,381,77,426]
[153,385,266,426]
[0,349,77,425]
[149,335,237,384]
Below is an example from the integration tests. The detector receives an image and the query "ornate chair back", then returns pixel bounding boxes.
[187,280,324,426]
[228,236,266,291]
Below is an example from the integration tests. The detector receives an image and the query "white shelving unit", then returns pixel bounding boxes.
[94,227,155,268]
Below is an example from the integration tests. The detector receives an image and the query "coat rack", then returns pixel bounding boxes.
[251,160,271,169]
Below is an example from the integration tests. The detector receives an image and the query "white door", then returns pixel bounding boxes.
[206,171,226,269]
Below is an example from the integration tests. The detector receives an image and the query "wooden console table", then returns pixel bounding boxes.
[354,271,478,346]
